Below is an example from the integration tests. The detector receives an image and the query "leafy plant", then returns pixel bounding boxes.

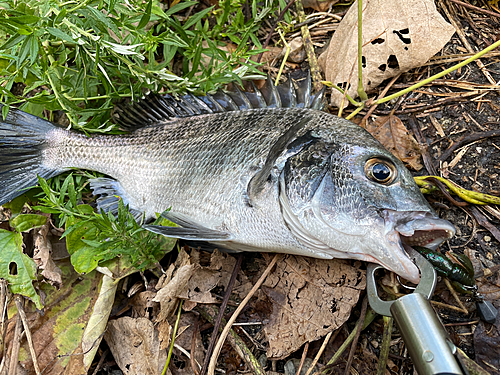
[0,0,277,131]
[33,174,176,274]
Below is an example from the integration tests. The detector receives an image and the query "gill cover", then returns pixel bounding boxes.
[279,138,421,283]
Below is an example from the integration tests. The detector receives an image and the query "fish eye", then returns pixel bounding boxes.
[365,158,397,184]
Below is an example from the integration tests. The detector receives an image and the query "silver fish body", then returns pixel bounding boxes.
[0,78,455,282]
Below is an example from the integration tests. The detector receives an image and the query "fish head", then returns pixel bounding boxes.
[279,123,455,283]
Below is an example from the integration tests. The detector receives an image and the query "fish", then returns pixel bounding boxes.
[0,73,455,283]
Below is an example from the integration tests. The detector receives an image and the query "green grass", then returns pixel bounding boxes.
[0,0,277,131]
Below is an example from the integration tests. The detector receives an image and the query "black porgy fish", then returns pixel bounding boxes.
[0,75,455,283]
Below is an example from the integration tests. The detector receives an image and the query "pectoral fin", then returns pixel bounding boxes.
[89,177,143,221]
[144,211,232,241]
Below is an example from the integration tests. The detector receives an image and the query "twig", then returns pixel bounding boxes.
[90,348,109,375]
[191,315,200,375]
[356,0,368,102]
[344,297,368,375]
[439,129,500,162]
[0,280,7,364]
[446,0,500,19]
[295,0,322,91]
[467,206,500,243]
[304,330,339,375]
[443,278,468,314]
[374,36,500,106]
[8,300,23,375]
[408,115,439,175]
[441,0,498,87]
[14,297,40,375]
[162,299,184,375]
[295,342,309,375]
[200,253,243,375]
[197,305,266,375]
[374,96,471,116]
[430,300,472,313]
[257,0,297,63]
[422,177,469,206]
[207,254,280,375]
[320,304,377,374]
[361,74,401,122]
[376,316,393,375]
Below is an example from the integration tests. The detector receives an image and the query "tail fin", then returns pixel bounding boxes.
[0,106,61,206]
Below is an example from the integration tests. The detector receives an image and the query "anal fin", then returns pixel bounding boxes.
[89,177,143,221]
[144,211,232,241]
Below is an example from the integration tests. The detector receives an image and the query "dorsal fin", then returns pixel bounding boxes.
[114,72,325,131]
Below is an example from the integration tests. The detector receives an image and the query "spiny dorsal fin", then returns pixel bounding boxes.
[114,72,325,131]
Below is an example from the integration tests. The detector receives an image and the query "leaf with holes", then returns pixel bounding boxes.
[319,0,455,108]
[0,229,42,309]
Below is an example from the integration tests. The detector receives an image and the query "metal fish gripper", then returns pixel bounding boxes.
[367,247,468,375]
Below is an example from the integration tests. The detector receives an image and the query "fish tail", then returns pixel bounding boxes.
[0,106,63,205]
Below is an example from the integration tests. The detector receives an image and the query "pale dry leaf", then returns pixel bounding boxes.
[360,114,423,170]
[154,247,196,321]
[158,320,172,350]
[286,37,306,64]
[154,263,195,321]
[104,317,166,375]
[130,290,159,318]
[261,255,366,359]
[319,0,455,108]
[33,217,62,288]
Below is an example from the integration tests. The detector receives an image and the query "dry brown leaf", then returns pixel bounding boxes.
[171,313,205,372]
[261,255,365,359]
[104,317,166,375]
[302,0,339,11]
[130,290,159,319]
[33,217,62,288]
[360,115,423,170]
[319,0,455,108]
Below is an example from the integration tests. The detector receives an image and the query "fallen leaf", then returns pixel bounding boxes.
[360,114,423,170]
[457,348,491,375]
[473,312,500,373]
[104,316,167,375]
[82,274,120,371]
[155,249,255,319]
[261,255,365,359]
[302,0,339,11]
[131,290,159,319]
[171,312,205,373]
[286,37,306,64]
[154,248,196,321]
[158,320,172,351]
[5,260,101,375]
[319,0,455,107]
[33,215,62,288]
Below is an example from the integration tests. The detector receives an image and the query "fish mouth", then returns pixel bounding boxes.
[394,214,456,250]
[381,210,456,283]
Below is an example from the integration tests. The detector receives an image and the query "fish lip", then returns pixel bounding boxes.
[379,210,456,283]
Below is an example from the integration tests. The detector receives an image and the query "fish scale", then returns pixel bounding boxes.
[0,75,456,283]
